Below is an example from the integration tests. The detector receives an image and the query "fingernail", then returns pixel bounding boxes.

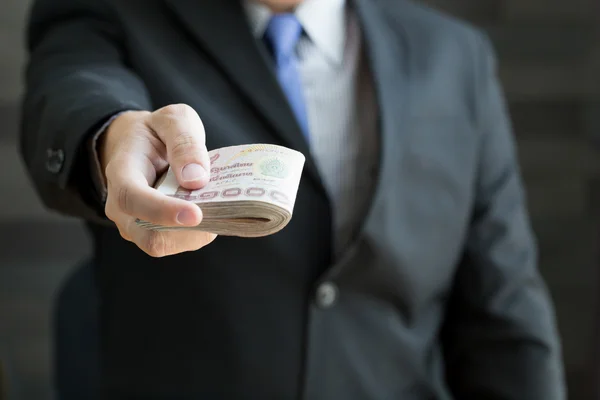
[176,209,197,226]
[182,163,206,182]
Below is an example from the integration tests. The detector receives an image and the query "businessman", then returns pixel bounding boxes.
[21,0,566,398]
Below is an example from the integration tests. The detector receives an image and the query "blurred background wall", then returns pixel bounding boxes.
[0,0,599,399]
[1,1,92,398]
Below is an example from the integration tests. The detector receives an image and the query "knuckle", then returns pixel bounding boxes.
[117,225,132,242]
[155,104,204,137]
[170,133,203,160]
[102,203,131,241]
[105,161,130,187]
[157,103,196,119]
[141,232,171,258]
[104,161,118,181]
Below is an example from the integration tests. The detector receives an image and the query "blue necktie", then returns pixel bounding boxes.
[264,14,310,141]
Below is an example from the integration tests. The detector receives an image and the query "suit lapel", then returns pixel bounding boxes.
[336,0,412,262]
[164,0,323,187]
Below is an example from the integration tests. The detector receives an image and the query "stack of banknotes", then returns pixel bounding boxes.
[136,144,306,237]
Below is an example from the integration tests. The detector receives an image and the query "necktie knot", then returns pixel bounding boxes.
[264,14,303,61]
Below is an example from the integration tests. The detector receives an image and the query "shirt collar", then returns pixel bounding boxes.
[243,0,347,65]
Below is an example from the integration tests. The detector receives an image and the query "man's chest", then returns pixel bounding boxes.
[122,3,481,261]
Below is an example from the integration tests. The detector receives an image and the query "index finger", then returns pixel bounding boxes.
[105,158,203,228]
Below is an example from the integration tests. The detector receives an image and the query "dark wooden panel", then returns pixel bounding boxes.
[486,24,596,62]
[0,102,18,144]
[510,100,584,137]
[421,0,503,23]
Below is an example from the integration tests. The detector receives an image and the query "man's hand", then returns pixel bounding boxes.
[100,104,217,257]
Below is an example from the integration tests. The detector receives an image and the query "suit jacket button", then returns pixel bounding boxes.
[46,149,65,174]
[316,282,338,309]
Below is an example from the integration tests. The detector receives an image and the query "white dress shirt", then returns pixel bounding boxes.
[244,0,379,256]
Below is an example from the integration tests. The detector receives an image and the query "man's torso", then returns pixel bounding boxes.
[90,0,485,398]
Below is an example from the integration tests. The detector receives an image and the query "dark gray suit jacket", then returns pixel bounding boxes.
[20,0,566,398]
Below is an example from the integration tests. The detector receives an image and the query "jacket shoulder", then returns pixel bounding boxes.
[377,0,497,118]
[387,0,492,51]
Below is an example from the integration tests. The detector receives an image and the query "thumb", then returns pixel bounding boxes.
[149,104,211,190]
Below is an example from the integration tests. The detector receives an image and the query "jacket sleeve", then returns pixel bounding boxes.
[20,0,152,222]
[441,33,566,399]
